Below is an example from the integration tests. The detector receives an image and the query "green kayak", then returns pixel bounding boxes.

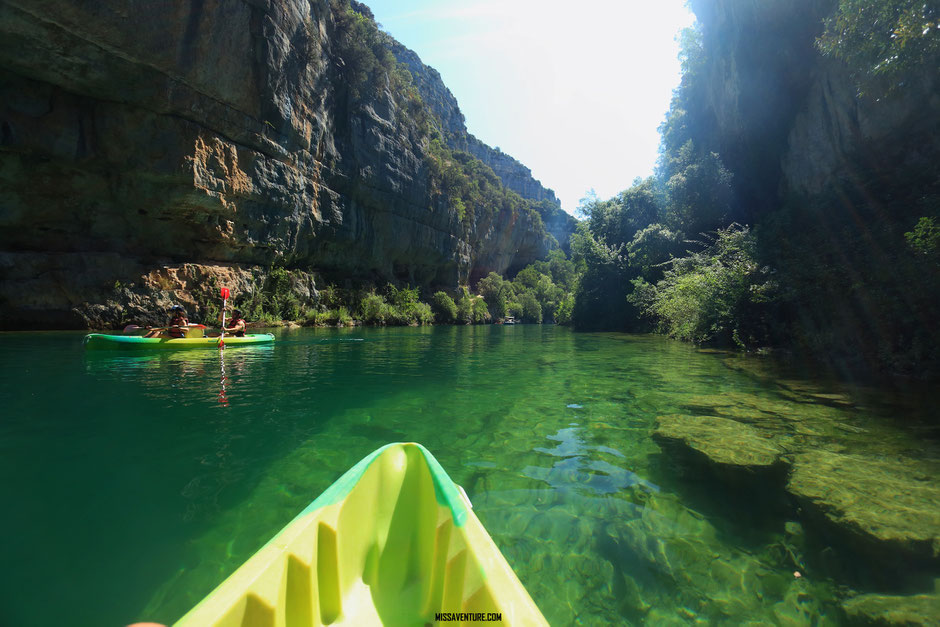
[83,333,275,350]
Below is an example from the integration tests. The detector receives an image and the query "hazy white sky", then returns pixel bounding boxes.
[364,0,695,215]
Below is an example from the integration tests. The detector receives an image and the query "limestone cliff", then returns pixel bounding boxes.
[689,0,940,214]
[0,0,574,328]
[683,0,940,373]
[388,40,573,246]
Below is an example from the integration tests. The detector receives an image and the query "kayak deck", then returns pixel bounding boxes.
[83,333,274,349]
[175,442,546,626]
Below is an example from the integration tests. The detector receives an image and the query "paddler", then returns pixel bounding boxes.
[222,308,247,337]
[144,305,189,338]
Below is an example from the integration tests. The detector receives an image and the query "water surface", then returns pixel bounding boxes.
[0,326,936,625]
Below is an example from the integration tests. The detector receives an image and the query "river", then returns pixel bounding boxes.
[0,326,936,625]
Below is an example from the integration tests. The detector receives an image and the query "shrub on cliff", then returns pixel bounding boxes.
[818,0,940,96]
[360,293,392,325]
[519,292,542,324]
[431,292,457,323]
[456,290,473,324]
[629,225,777,346]
[471,297,490,324]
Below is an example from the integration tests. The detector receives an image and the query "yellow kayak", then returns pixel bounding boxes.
[83,333,274,350]
[175,443,546,626]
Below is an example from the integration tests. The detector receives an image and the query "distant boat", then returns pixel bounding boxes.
[503,316,517,325]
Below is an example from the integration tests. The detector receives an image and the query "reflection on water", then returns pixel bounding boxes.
[526,426,659,496]
[0,327,937,626]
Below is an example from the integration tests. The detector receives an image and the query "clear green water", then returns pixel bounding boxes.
[0,326,937,626]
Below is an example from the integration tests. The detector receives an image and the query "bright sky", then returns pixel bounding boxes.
[364,0,696,215]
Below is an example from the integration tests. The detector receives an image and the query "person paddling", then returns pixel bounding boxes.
[222,308,247,337]
[144,305,189,338]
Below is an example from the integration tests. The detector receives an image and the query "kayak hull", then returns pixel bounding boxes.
[174,442,546,626]
[83,333,275,350]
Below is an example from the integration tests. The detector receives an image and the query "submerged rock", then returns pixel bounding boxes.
[653,414,787,472]
[842,582,940,626]
[787,451,940,560]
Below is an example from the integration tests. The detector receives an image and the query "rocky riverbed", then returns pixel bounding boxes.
[652,355,940,624]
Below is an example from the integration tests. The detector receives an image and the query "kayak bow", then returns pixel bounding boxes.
[175,442,546,626]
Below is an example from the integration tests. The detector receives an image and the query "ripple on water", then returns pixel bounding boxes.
[1,327,937,626]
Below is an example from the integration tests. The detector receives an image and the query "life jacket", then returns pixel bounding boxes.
[228,317,246,337]
[168,314,188,338]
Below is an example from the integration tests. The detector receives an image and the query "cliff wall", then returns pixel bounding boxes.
[684,0,940,373]
[0,0,573,328]
[388,40,573,247]
[689,0,940,213]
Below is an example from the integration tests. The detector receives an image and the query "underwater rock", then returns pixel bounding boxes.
[841,583,940,626]
[653,414,787,472]
[787,451,940,560]
[605,492,831,623]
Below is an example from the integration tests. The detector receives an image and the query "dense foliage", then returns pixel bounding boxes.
[629,226,776,346]
[331,0,557,242]
[818,0,940,96]
[568,1,939,375]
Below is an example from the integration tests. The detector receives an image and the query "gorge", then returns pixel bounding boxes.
[0,0,575,329]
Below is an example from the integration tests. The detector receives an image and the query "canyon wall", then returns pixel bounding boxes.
[0,0,574,328]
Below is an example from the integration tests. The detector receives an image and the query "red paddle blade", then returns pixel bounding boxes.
[220,287,230,299]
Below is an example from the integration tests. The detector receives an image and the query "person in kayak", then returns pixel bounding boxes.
[144,305,189,338]
[222,308,247,337]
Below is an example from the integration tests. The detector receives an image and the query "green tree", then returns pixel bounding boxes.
[661,140,733,235]
[431,291,457,323]
[547,249,579,292]
[359,292,391,324]
[905,216,940,260]
[456,289,473,324]
[471,297,490,324]
[818,0,940,95]
[571,230,634,330]
[519,291,543,323]
[477,272,511,319]
[582,177,663,248]
[626,224,684,279]
[630,225,777,346]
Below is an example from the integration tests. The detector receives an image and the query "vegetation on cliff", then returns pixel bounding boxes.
[569,0,940,377]
[0,0,575,330]
[333,0,563,243]
[196,249,580,329]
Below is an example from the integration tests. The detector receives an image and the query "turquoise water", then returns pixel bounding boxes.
[0,326,937,625]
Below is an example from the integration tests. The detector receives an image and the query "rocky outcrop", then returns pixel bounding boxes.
[787,450,940,561]
[387,40,575,250]
[842,584,940,626]
[688,0,940,210]
[0,0,574,328]
[653,414,787,472]
[0,251,319,328]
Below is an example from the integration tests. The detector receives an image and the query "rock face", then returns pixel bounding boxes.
[387,40,574,248]
[689,0,940,211]
[0,0,575,328]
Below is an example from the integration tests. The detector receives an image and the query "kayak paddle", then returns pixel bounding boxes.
[219,287,231,348]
